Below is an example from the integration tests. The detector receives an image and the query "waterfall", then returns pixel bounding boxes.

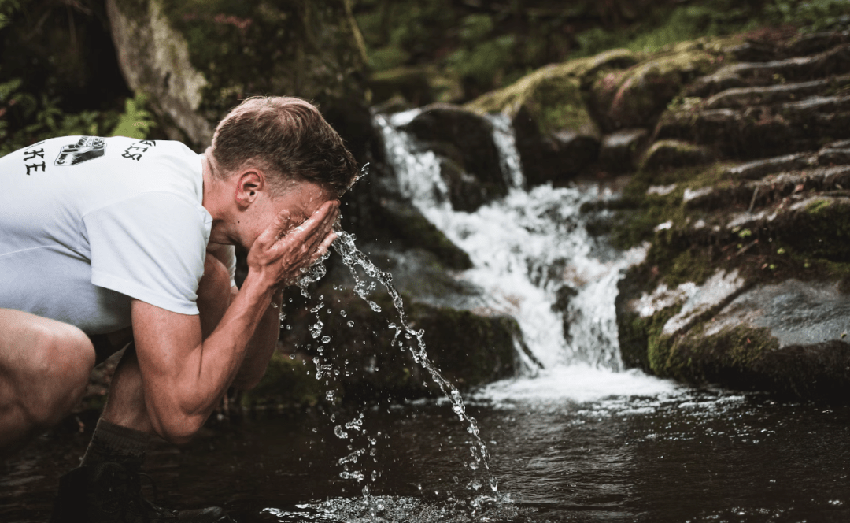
[373,109,674,399]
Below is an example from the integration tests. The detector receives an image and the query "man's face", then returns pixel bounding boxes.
[241,181,335,251]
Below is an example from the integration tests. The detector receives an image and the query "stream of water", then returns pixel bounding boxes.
[2,111,848,522]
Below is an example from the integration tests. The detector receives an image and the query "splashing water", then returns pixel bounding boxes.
[332,230,501,506]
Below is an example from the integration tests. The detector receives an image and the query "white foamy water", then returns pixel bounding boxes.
[478,366,679,405]
[375,109,676,400]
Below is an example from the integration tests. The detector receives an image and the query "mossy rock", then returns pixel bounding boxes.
[242,352,326,409]
[773,197,850,262]
[640,139,713,170]
[464,49,637,184]
[466,49,638,130]
[668,323,850,399]
[400,103,506,200]
[107,0,367,149]
[591,48,722,131]
[372,198,472,270]
[251,288,518,406]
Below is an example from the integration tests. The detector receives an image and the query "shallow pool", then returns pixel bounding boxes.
[3,378,848,523]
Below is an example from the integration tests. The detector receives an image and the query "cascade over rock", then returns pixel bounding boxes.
[400,104,507,204]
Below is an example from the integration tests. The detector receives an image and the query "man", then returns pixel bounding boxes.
[0,96,358,521]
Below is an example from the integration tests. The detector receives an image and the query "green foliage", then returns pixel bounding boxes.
[446,34,516,86]
[369,45,410,70]
[111,93,156,140]
[764,0,850,32]
[0,0,20,31]
[0,90,153,156]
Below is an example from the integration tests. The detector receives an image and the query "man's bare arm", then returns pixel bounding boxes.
[131,201,338,443]
[228,286,281,390]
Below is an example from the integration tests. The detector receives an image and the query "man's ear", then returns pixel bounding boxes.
[235,169,266,207]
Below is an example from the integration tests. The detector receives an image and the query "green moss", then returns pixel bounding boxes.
[149,0,364,119]
[645,306,681,376]
[613,162,730,250]
[777,198,850,261]
[806,198,832,215]
[666,324,780,383]
[414,304,517,388]
[465,49,638,136]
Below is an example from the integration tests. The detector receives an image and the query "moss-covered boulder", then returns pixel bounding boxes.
[106,0,367,149]
[640,139,713,170]
[244,288,519,407]
[661,280,850,398]
[368,197,472,270]
[590,44,723,131]
[610,28,850,400]
[466,49,638,185]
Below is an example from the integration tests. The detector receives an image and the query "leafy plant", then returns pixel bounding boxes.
[111,92,156,140]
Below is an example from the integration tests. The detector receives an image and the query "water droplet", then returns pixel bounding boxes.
[322,335,331,344]
[340,310,347,317]
[347,321,354,328]
[333,425,348,439]
[326,391,334,401]
[310,321,323,339]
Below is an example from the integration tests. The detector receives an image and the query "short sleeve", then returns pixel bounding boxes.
[83,192,211,315]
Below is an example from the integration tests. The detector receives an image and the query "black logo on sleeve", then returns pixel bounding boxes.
[54,136,106,166]
[121,140,156,161]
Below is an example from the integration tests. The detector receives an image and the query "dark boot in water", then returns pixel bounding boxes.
[49,462,234,523]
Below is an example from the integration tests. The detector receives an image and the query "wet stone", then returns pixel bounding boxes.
[400,103,506,198]
[640,140,712,170]
[725,153,817,181]
[599,129,648,172]
[703,77,846,111]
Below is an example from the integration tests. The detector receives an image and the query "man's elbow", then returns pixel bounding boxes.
[229,371,265,392]
[147,407,207,445]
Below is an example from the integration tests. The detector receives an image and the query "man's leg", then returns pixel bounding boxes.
[50,255,234,523]
[0,309,95,456]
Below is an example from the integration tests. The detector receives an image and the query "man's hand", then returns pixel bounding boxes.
[246,200,339,290]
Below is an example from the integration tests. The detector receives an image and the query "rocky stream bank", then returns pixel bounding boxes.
[8,0,850,409]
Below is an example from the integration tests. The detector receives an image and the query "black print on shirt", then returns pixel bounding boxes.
[55,136,106,166]
[121,140,156,161]
[22,143,47,176]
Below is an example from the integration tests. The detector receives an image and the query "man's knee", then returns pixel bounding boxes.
[24,322,95,426]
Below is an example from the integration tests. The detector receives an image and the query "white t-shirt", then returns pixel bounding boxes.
[0,135,235,335]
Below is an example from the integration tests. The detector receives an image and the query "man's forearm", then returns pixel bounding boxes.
[230,290,282,390]
[133,271,274,441]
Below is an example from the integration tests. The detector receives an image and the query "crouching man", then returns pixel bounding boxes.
[0,96,358,522]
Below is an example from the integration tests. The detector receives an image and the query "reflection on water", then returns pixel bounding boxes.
[4,393,848,522]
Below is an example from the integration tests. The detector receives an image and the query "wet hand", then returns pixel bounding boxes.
[246,201,340,290]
